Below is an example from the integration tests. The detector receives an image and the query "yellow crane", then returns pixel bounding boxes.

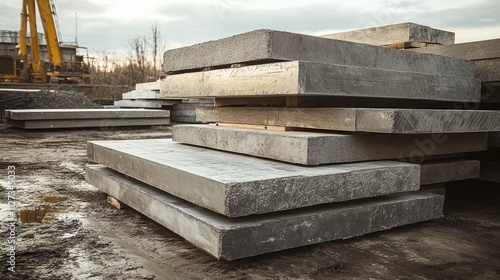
[4,0,90,83]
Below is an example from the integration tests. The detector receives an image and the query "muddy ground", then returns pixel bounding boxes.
[0,124,499,280]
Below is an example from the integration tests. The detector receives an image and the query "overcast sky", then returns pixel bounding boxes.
[1,0,499,57]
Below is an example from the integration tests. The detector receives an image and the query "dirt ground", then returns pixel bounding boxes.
[0,124,499,280]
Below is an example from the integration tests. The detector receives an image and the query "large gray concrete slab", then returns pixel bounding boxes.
[162,29,473,78]
[321,23,454,46]
[161,61,480,102]
[87,139,420,217]
[4,109,170,120]
[6,118,170,129]
[86,165,444,261]
[172,125,487,165]
[197,107,500,134]
[420,160,480,185]
[114,99,177,108]
[411,38,500,61]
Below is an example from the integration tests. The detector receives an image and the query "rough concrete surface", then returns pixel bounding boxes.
[420,160,480,185]
[122,90,162,100]
[410,38,500,61]
[87,138,420,217]
[161,61,480,102]
[5,108,170,120]
[162,29,474,78]
[172,125,487,165]
[86,165,443,261]
[473,59,500,82]
[321,22,455,45]
[6,118,171,129]
[1,124,499,280]
[135,81,161,91]
[197,107,500,133]
[113,99,177,108]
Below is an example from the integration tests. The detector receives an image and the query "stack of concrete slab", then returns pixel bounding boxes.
[408,36,500,182]
[4,109,170,129]
[86,26,500,260]
[113,81,214,123]
[410,38,500,103]
[321,22,455,49]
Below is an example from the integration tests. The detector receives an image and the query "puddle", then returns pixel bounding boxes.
[18,205,68,224]
[42,196,69,203]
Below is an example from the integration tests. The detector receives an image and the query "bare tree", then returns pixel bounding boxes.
[148,20,167,77]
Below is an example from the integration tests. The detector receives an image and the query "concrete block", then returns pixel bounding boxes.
[114,99,176,108]
[479,161,500,183]
[86,165,444,260]
[135,81,161,91]
[411,38,500,61]
[172,125,488,165]
[197,107,500,134]
[6,118,170,129]
[181,98,214,104]
[473,59,500,82]
[420,160,480,185]
[122,90,161,100]
[162,29,473,78]
[482,82,500,103]
[5,109,170,120]
[321,23,455,46]
[87,139,420,217]
[489,132,500,147]
[161,61,480,103]
[419,184,446,196]
[171,116,198,123]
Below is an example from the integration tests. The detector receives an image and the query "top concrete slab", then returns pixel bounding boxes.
[5,109,170,120]
[411,39,500,60]
[122,90,162,100]
[135,81,161,91]
[87,139,420,217]
[321,23,455,46]
[162,29,474,78]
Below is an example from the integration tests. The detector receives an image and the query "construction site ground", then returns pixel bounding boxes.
[0,124,499,280]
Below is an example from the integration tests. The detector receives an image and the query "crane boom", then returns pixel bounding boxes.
[18,0,28,56]
[26,0,42,75]
[36,0,62,67]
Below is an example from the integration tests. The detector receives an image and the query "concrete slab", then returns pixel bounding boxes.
[122,90,162,100]
[479,161,500,183]
[135,81,161,91]
[420,160,480,185]
[114,99,177,108]
[489,132,500,147]
[482,82,500,103]
[170,116,197,123]
[85,165,444,260]
[411,38,500,61]
[5,109,170,120]
[162,29,473,78]
[473,59,500,82]
[321,23,455,46]
[6,118,170,129]
[172,125,487,165]
[87,139,420,217]
[197,107,500,133]
[161,61,480,102]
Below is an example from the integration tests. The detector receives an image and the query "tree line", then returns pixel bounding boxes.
[88,21,166,86]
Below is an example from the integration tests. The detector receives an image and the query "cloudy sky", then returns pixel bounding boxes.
[0,0,499,56]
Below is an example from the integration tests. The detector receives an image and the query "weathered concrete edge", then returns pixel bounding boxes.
[86,165,444,260]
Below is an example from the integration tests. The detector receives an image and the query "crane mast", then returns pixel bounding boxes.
[9,0,90,83]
